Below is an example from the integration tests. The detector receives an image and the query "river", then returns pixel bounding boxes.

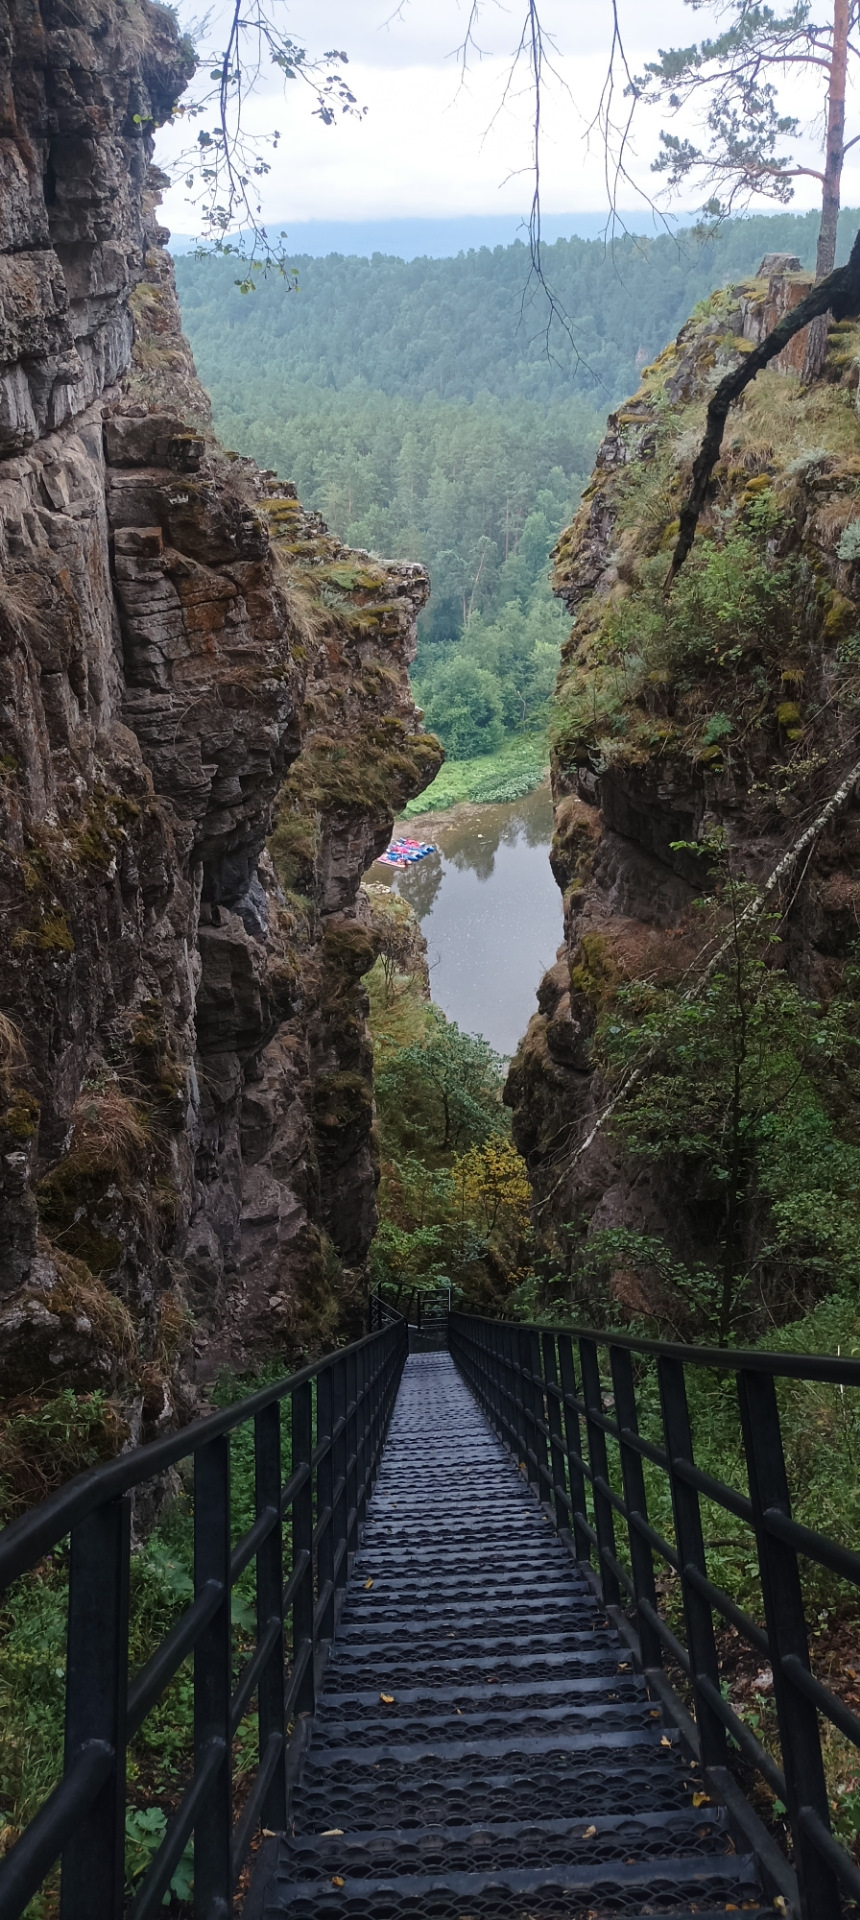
[369,782,562,1057]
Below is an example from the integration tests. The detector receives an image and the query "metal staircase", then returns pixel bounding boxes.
[258,1354,768,1919]
[1,1312,858,1920]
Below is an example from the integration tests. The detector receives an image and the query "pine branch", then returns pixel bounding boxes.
[665,226,860,586]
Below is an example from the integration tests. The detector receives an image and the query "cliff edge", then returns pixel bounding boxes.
[507,256,860,1333]
[0,0,441,1449]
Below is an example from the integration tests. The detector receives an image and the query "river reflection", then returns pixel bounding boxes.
[369,782,562,1056]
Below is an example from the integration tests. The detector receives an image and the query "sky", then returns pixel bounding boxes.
[156,0,860,243]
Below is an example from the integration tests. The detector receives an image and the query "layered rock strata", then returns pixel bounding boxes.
[0,0,441,1433]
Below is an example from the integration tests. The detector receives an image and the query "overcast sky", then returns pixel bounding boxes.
[156,0,859,238]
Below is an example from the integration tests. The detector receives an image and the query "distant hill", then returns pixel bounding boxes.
[175,207,860,408]
[168,210,683,260]
[173,206,860,768]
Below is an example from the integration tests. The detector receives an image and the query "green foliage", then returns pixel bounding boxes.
[0,1391,126,1526]
[368,938,531,1306]
[420,656,505,759]
[376,1005,507,1156]
[401,735,548,815]
[837,517,860,560]
[597,894,860,1340]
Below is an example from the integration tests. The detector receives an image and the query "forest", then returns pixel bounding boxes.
[176,209,860,773]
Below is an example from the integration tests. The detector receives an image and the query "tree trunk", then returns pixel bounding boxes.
[804,0,850,378]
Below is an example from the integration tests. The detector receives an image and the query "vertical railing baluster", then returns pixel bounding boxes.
[529,1328,551,1514]
[542,1331,568,1537]
[610,1345,662,1671]
[355,1343,368,1536]
[658,1356,726,1770]
[317,1367,335,1644]
[738,1368,840,1920]
[60,1495,130,1920]
[255,1403,286,1829]
[513,1325,532,1476]
[333,1356,348,1613]
[345,1347,358,1569]
[579,1337,621,1607]
[558,1333,591,1566]
[193,1435,232,1920]
[291,1382,315,1718]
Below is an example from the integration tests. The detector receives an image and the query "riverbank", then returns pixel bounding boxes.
[401,733,548,815]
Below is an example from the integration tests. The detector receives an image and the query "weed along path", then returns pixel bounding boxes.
[370,782,562,1055]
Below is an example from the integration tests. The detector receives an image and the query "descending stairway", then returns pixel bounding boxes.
[260,1353,769,1919]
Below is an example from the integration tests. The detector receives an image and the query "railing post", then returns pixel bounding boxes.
[333,1355,349,1612]
[512,1325,531,1472]
[60,1494,130,1920]
[542,1330,568,1536]
[291,1382,315,1718]
[609,1345,663,1671]
[193,1434,232,1920]
[317,1367,335,1644]
[738,1368,841,1920]
[255,1403,287,1830]
[558,1333,591,1566]
[355,1343,369,1534]
[528,1328,551,1513]
[345,1347,358,1566]
[658,1357,726,1771]
[579,1336,621,1606]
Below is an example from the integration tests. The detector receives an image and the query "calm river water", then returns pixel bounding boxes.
[370,782,562,1057]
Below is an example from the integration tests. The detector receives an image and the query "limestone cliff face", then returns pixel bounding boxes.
[0,0,441,1432]
[507,259,860,1308]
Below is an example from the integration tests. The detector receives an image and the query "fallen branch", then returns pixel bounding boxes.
[665,227,860,587]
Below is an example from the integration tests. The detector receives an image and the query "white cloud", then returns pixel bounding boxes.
[155,0,856,234]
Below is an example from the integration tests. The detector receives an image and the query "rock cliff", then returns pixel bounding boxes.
[507,257,860,1327]
[0,0,441,1436]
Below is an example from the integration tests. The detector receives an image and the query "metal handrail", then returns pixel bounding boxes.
[449,1312,860,1920]
[0,1320,408,1920]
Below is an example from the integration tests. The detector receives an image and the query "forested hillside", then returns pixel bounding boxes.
[176,209,860,768]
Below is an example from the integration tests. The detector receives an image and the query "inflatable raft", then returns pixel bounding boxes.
[378,837,437,870]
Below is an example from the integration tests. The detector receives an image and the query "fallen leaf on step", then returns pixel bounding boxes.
[364,1578,374,1589]
[262,1829,276,1837]
[660,1735,671,1747]
[582,1825,597,1839]
[380,1692,395,1704]
[692,1792,711,1808]
[331,1876,345,1888]
[321,1829,344,1836]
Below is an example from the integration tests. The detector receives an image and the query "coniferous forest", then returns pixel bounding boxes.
[177,208,860,765]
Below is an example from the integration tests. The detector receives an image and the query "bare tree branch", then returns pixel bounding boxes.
[665,225,860,585]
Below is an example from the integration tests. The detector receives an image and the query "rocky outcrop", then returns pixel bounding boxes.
[507,261,860,1322]
[0,0,441,1434]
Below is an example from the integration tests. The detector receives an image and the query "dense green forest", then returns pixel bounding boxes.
[176,208,860,766]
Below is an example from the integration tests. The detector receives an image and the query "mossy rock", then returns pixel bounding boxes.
[0,1088,39,1141]
[313,1069,373,1134]
[323,921,377,983]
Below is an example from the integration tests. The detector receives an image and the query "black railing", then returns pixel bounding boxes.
[0,1320,407,1920]
[449,1313,860,1920]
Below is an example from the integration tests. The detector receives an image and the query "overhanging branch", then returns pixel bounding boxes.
[665,226,860,585]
